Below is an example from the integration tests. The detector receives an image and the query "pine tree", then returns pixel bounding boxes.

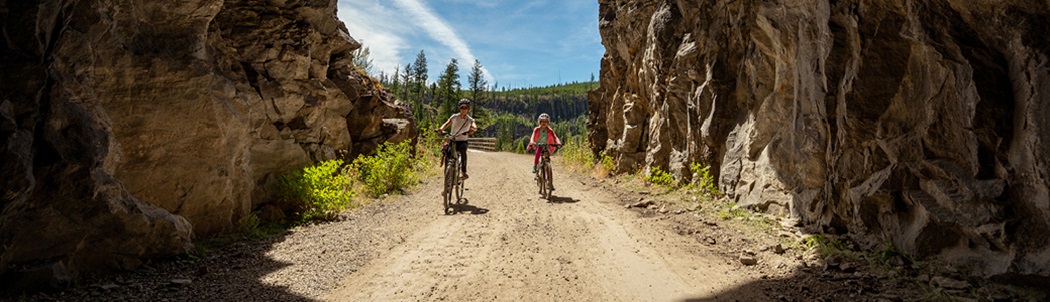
[400,63,413,101]
[411,50,428,108]
[388,65,402,99]
[351,46,374,76]
[435,58,461,119]
[427,82,438,126]
[467,59,487,104]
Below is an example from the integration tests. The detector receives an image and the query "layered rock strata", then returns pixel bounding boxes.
[0,0,414,290]
[590,0,1049,277]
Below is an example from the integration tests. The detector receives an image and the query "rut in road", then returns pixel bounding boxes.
[326,150,747,301]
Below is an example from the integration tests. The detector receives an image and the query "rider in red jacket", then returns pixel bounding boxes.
[527,113,562,189]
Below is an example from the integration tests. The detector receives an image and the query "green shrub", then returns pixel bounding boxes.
[416,128,443,171]
[600,153,614,172]
[236,212,261,233]
[645,166,678,187]
[803,234,849,256]
[716,202,750,220]
[561,135,595,169]
[689,163,721,197]
[277,159,355,221]
[354,141,417,197]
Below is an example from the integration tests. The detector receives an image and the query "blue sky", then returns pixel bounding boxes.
[337,0,603,89]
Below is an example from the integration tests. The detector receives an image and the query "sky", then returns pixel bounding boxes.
[337,0,604,89]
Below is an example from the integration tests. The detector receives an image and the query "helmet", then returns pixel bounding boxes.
[457,99,471,107]
[538,113,550,122]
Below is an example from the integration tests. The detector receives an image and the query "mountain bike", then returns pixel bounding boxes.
[534,144,559,200]
[440,130,467,214]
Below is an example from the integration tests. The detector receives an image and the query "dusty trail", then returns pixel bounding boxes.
[326,151,745,301]
[21,151,1042,302]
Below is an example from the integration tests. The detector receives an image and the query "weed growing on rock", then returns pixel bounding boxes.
[715,203,750,220]
[600,153,614,173]
[689,163,720,197]
[645,166,678,188]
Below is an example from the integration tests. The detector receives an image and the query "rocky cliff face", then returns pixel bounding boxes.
[590,0,1049,277]
[0,0,414,289]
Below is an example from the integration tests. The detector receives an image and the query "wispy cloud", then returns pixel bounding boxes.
[390,0,494,82]
[339,0,493,83]
[338,0,601,87]
[338,0,411,76]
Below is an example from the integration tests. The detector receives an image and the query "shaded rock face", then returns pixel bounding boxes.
[0,0,414,289]
[590,0,1049,277]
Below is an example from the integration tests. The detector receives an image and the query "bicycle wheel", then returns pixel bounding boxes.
[455,159,465,204]
[544,164,553,199]
[444,160,456,214]
[541,161,550,199]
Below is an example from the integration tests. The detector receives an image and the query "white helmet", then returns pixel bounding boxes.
[538,113,550,122]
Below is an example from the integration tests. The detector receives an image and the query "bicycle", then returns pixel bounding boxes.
[532,144,560,200]
[439,130,468,214]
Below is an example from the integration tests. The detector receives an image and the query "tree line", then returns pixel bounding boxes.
[352,46,594,150]
[363,50,490,130]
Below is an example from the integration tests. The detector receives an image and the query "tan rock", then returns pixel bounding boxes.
[0,0,414,290]
[590,0,1050,277]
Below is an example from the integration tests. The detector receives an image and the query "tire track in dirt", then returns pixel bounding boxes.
[326,151,747,301]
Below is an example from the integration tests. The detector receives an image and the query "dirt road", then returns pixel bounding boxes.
[23,150,1039,302]
[325,150,747,301]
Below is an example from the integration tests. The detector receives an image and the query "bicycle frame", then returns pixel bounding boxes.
[441,131,467,214]
[535,144,556,200]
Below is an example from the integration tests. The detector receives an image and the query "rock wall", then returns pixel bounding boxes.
[0,0,414,289]
[589,0,1049,277]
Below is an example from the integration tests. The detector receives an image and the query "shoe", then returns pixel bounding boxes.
[461,173,469,180]
[531,166,537,173]
[549,183,555,190]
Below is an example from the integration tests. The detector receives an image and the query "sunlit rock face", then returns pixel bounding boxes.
[590,0,1049,277]
[0,0,414,290]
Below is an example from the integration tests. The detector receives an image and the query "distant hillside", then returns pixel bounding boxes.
[477,82,595,152]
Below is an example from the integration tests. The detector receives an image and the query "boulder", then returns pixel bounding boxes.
[0,0,414,291]
[590,0,1050,277]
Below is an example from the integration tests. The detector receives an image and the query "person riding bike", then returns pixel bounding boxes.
[436,99,478,179]
[527,113,562,190]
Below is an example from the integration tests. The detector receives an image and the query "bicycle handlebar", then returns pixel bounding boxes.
[436,129,468,140]
[530,144,562,154]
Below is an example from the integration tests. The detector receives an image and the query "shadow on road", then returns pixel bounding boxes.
[8,231,316,301]
[449,200,489,215]
[674,271,1049,302]
[547,195,579,204]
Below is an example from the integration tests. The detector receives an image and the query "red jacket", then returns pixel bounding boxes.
[528,126,561,153]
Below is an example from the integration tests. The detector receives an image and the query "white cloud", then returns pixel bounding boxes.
[337,0,599,87]
[338,0,412,76]
[435,0,502,8]
[337,0,494,83]
[390,0,494,82]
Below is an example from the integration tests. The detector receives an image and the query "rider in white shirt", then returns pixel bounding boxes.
[436,99,478,179]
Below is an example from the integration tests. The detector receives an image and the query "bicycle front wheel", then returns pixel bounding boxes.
[537,162,548,199]
[456,160,465,204]
[444,162,456,214]
[544,164,553,199]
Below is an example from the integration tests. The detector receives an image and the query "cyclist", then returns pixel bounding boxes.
[527,113,562,190]
[436,99,477,179]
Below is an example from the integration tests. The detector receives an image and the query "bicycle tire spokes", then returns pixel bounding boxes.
[443,144,459,214]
